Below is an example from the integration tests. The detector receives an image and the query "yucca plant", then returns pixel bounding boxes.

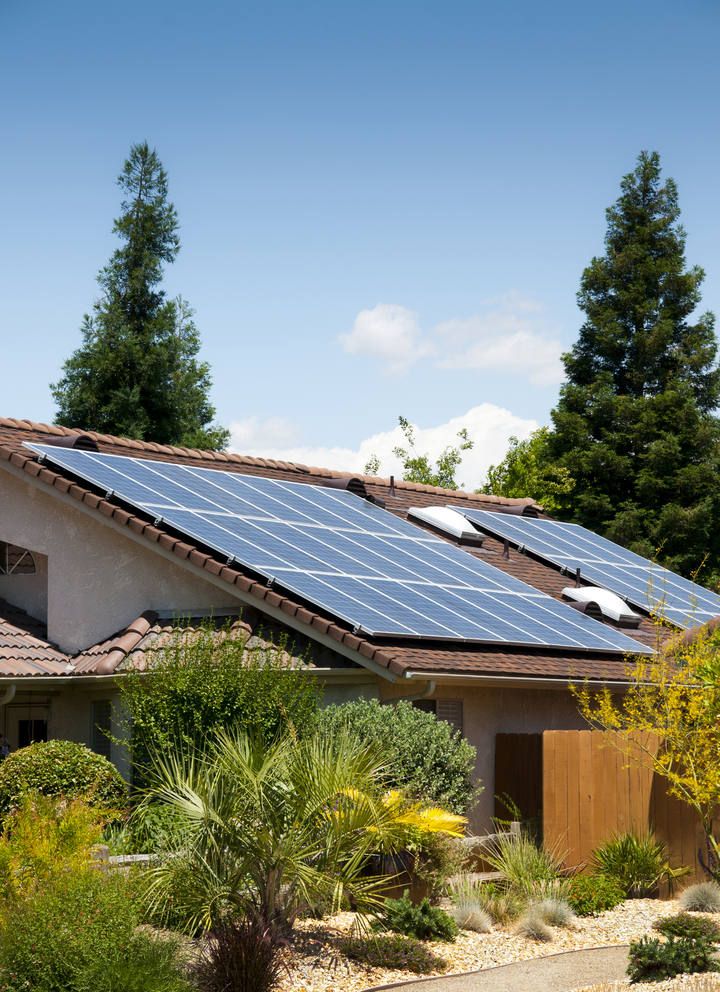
[141,729,457,933]
[592,832,689,898]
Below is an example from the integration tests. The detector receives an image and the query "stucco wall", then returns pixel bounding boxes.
[381,680,586,832]
[0,468,240,652]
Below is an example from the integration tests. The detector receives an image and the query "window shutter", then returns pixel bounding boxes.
[436,699,463,734]
[92,701,112,758]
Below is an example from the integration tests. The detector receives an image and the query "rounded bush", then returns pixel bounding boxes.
[566,873,625,917]
[0,740,127,816]
[316,699,478,814]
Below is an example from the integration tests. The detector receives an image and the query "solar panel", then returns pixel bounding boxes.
[27,444,649,654]
[457,509,720,629]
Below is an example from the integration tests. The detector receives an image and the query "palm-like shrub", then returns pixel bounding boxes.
[142,729,454,932]
[592,832,688,898]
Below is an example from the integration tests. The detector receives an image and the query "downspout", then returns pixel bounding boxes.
[0,685,16,707]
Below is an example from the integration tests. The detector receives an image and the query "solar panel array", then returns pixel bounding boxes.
[27,444,649,653]
[458,508,720,629]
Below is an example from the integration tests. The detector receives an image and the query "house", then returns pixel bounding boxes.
[0,417,691,831]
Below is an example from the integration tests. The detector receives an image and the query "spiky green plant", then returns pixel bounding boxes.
[533,897,576,928]
[482,832,566,898]
[592,832,688,898]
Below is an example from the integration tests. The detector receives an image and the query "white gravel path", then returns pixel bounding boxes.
[280,899,713,992]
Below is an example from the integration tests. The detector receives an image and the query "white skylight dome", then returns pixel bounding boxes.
[407,505,483,543]
[562,586,642,628]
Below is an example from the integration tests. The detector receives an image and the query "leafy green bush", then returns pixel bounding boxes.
[593,832,687,898]
[195,917,285,992]
[119,619,321,779]
[107,802,190,855]
[0,796,189,991]
[316,699,478,814]
[375,891,458,942]
[653,913,720,942]
[680,882,720,913]
[627,935,719,983]
[0,741,127,817]
[566,874,625,916]
[339,933,447,973]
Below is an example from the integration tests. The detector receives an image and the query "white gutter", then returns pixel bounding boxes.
[402,671,638,690]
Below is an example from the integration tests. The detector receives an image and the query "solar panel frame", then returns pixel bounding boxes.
[26,444,651,653]
[457,508,720,629]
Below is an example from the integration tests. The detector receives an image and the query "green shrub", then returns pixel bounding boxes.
[653,913,720,941]
[412,832,468,901]
[566,874,625,916]
[375,891,458,942]
[680,882,720,913]
[75,931,192,992]
[316,699,478,814]
[0,741,127,817]
[108,802,190,855]
[118,619,322,779]
[627,935,719,983]
[593,832,687,898]
[339,934,448,974]
[0,798,189,992]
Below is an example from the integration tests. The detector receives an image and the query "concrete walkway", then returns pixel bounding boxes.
[366,945,629,992]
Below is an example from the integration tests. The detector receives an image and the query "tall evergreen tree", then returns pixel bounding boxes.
[549,151,720,578]
[53,143,229,450]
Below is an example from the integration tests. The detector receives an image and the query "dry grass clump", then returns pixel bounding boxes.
[447,901,492,933]
[513,908,553,942]
[447,874,524,926]
[679,882,720,913]
[532,897,577,928]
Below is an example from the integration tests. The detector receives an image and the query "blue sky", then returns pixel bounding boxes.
[2,0,719,487]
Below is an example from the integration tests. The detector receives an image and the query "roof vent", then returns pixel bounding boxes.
[487,503,540,518]
[562,586,642,628]
[323,476,385,507]
[39,433,99,452]
[408,506,484,545]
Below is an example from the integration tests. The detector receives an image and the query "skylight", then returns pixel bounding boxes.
[407,506,483,544]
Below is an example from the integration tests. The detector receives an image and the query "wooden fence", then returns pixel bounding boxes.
[495,731,713,884]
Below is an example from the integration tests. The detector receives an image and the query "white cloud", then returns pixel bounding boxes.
[229,404,537,491]
[229,415,300,450]
[339,294,564,386]
[435,295,564,386]
[338,303,434,373]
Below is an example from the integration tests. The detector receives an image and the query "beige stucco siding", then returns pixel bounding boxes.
[0,469,239,653]
[382,680,585,832]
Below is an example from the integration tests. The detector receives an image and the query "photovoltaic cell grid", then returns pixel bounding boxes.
[27,444,650,653]
[458,509,720,630]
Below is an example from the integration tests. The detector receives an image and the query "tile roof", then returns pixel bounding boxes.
[0,605,319,679]
[0,418,671,684]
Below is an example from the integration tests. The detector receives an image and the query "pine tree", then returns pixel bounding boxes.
[549,151,720,578]
[52,143,229,450]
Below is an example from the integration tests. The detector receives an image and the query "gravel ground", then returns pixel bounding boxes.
[580,977,720,992]
[278,899,711,992]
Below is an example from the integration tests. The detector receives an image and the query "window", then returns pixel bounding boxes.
[91,701,112,758]
[0,542,36,576]
[18,719,47,748]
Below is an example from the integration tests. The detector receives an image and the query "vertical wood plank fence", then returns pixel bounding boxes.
[495,731,713,884]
